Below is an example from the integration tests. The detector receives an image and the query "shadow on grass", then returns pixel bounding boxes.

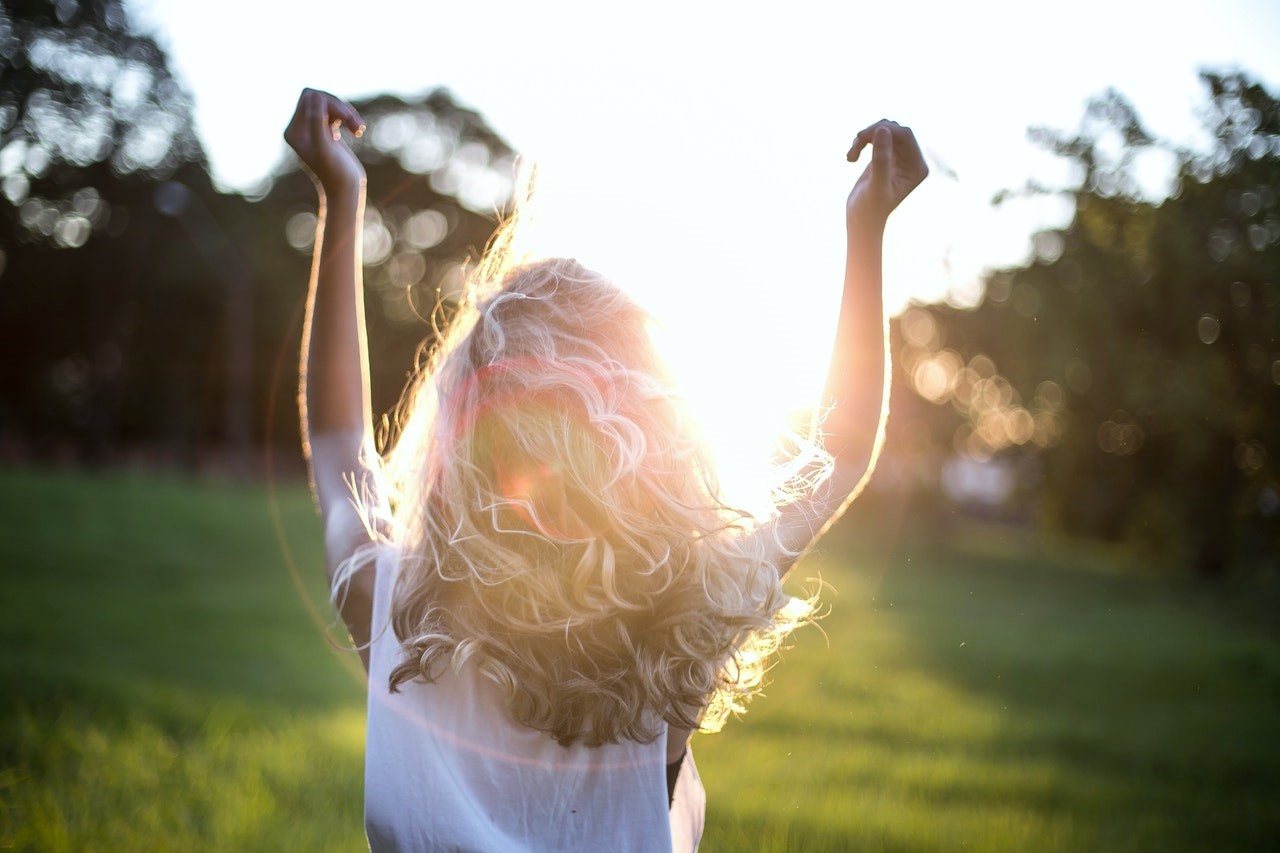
[0,467,368,754]
[0,468,364,721]
[793,512,1280,850]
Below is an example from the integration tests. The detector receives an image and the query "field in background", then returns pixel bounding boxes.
[1,469,1277,850]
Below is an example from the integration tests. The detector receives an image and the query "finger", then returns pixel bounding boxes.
[321,91,366,138]
[306,89,336,143]
[889,124,929,185]
[338,101,366,138]
[871,125,894,179]
[297,89,357,142]
[287,95,317,151]
[889,123,921,157]
[847,127,874,162]
[847,119,897,162]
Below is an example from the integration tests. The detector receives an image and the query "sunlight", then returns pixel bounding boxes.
[513,173,847,517]
[647,317,807,519]
[513,158,943,517]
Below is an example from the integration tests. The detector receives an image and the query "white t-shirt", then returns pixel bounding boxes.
[363,546,706,851]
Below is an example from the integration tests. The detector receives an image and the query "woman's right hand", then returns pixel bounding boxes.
[284,88,367,198]
[845,119,927,231]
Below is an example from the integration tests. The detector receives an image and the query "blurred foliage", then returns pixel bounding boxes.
[250,90,516,449]
[2,3,1275,576]
[886,71,1280,575]
[0,0,512,465]
[0,0,204,204]
[0,0,214,462]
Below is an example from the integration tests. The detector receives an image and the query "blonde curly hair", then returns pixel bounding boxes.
[373,250,814,747]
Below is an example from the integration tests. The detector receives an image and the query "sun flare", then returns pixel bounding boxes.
[513,162,872,518]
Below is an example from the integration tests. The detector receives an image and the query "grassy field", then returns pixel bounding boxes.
[1,468,1278,851]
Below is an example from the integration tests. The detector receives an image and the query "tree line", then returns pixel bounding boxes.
[880,73,1279,575]
[0,0,513,473]
[1,1,1275,574]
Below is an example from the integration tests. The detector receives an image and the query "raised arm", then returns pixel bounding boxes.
[284,88,378,669]
[766,120,927,573]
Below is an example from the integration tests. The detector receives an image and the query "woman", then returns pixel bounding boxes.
[285,88,925,851]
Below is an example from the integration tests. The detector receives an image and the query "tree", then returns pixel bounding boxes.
[0,1,517,469]
[889,72,1280,575]
[242,89,517,453]
[0,0,213,462]
[0,0,204,219]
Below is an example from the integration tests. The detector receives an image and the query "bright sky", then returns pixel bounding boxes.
[129,0,1280,499]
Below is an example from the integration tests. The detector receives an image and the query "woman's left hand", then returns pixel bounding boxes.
[284,88,367,198]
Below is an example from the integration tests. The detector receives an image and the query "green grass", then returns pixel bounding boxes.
[2,469,1278,850]
[0,468,366,850]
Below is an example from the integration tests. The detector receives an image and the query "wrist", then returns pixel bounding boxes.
[845,181,893,230]
[846,213,886,243]
[316,175,366,207]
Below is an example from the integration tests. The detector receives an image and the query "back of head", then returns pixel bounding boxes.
[381,257,804,746]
